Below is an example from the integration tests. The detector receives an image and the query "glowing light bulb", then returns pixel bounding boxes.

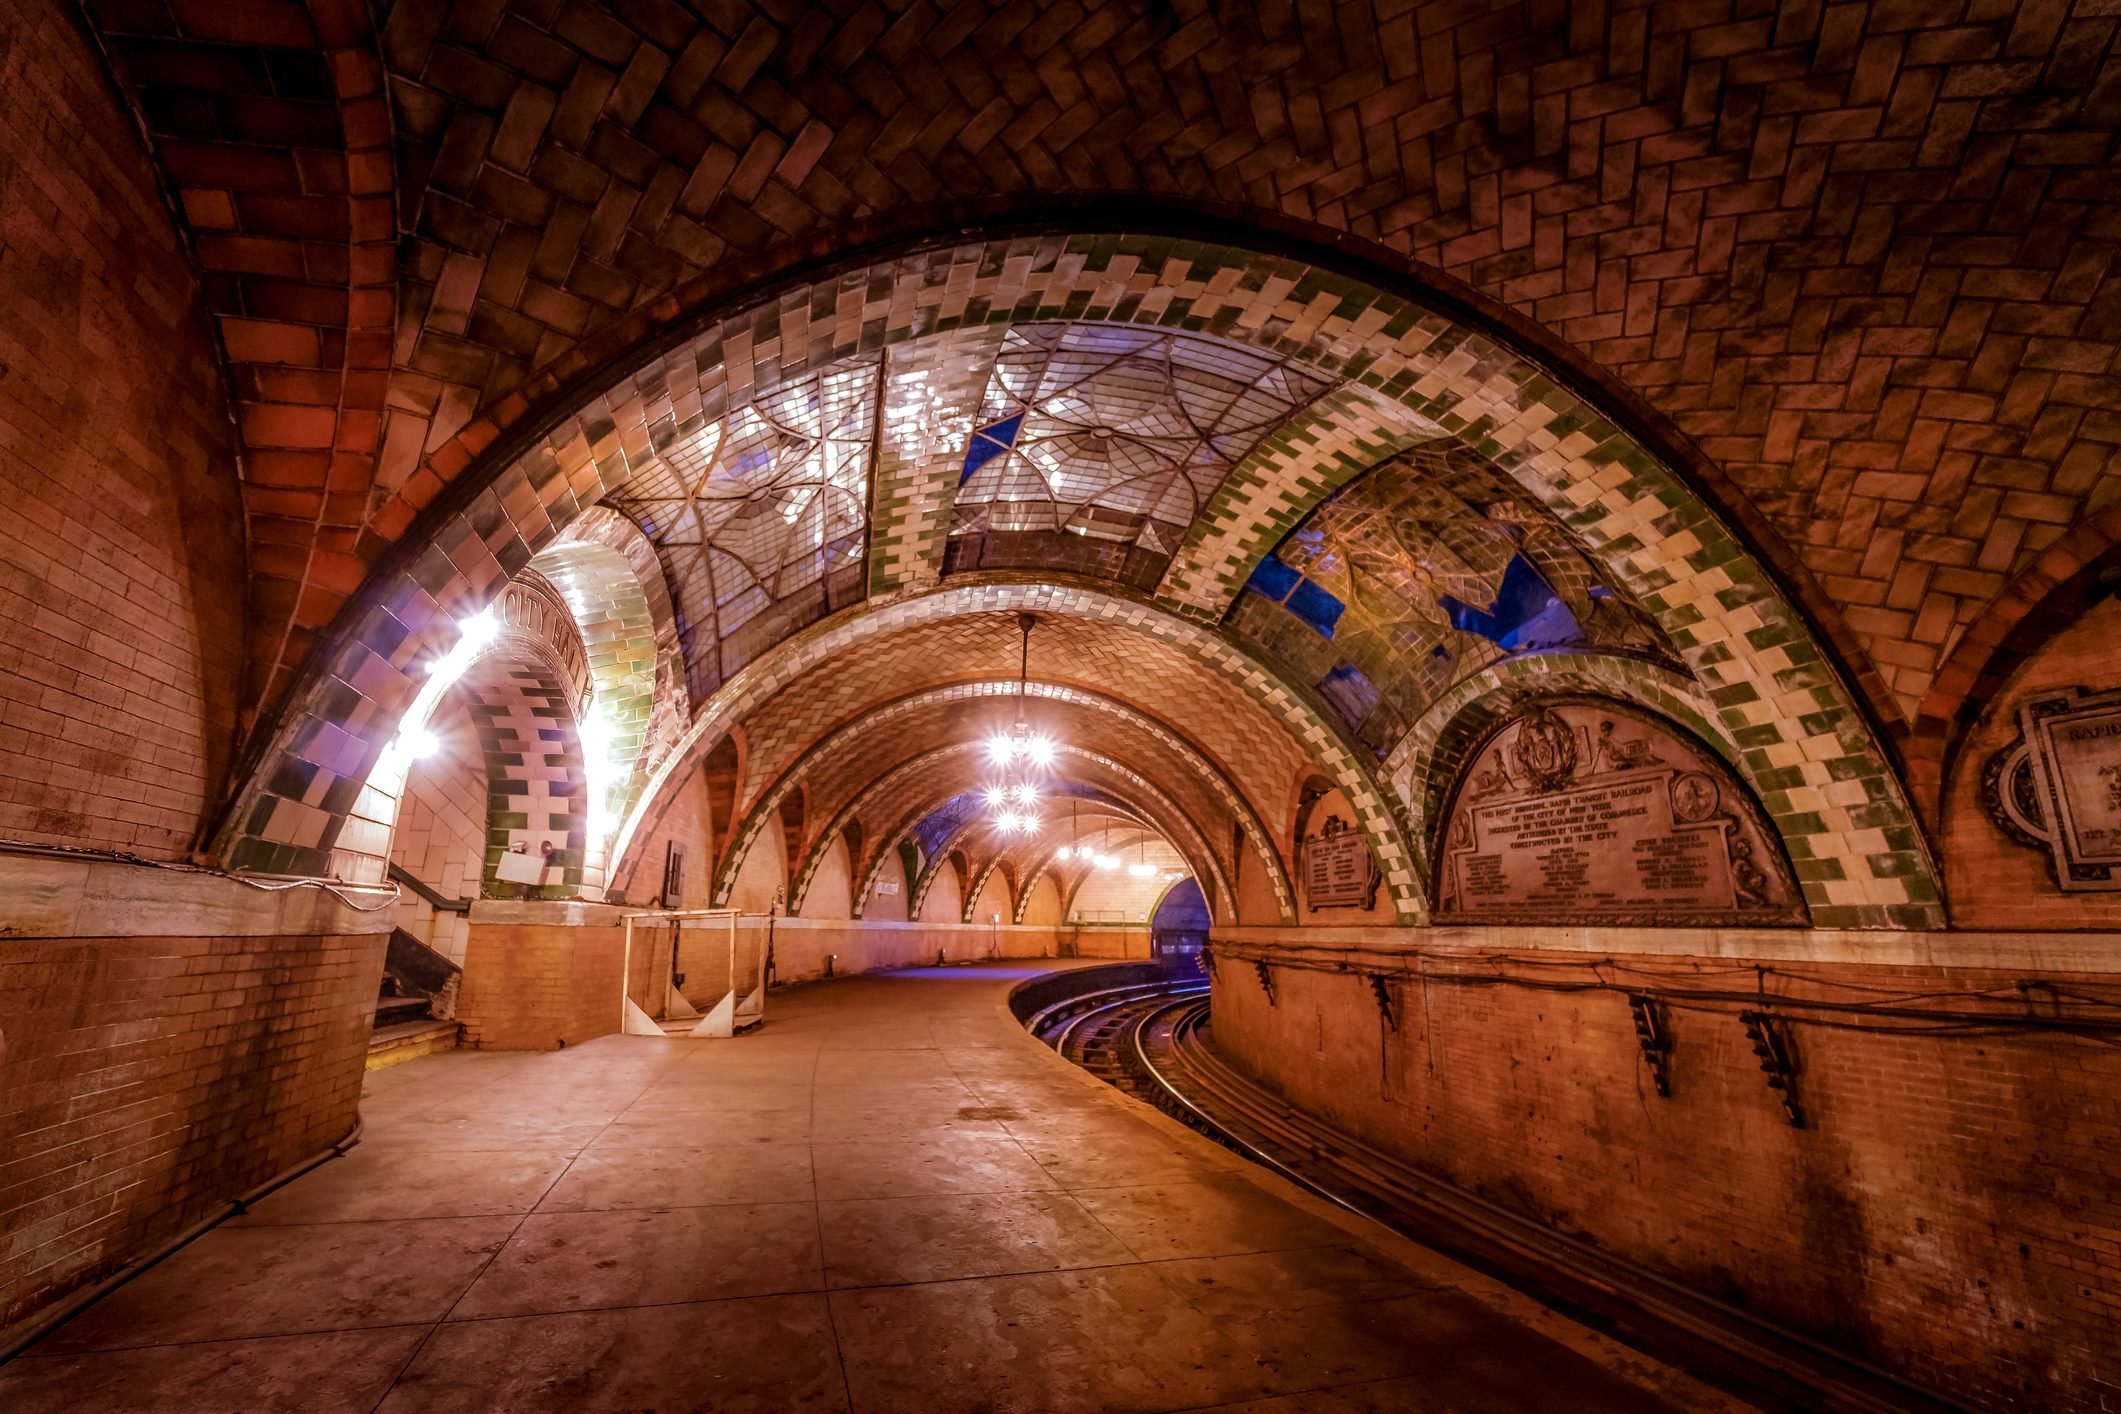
[985,734,1017,765]
[458,608,499,650]
[1128,862,1156,878]
[983,786,1009,809]
[1011,783,1037,806]
[1055,845,1072,860]
[995,811,1021,833]
[579,713,618,763]
[1019,815,1040,833]
[1023,736,1054,768]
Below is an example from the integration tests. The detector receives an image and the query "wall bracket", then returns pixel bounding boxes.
[1627,993,1671,1097]
[1368,973,1398,1033]
[1740,1010,1803,1128]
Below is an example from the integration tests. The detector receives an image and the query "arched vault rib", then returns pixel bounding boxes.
[710,679,1295,923]
[961,856,1010,924]
[619,582,1409,918]
[225,231,1940,929]
[910,815,996,923]
[777,743,1235,923]
[990,799,1160,924]
[873,749,1230,926]
[952,795,1165,924]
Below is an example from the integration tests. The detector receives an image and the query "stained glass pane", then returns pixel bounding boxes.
[951,323,1331,558]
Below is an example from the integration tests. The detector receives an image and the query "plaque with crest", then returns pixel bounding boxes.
[1301,815,1382,911]
[1985,685,2121,891]
[1435,698,1805,926]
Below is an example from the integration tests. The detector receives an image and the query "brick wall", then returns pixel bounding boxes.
[0,0,243,858]
[388,693,486,963]
[1070,838,1193,923]
[1945,597,2121,929]
[916,853,964,924]
[0,860,385,1339]
[452,904,1088,1042]
[1020,873,1063,925]
[453,906,628,1051]
[618,759,716,913]
[796,835,853,918]
[763,918,1105,983]
[1209,931,2121,1411]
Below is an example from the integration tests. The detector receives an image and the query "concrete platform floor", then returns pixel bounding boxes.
[1,963,1747,1412]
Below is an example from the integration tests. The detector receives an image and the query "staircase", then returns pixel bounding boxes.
[368,928,463,1068]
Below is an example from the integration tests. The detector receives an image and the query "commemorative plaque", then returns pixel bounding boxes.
[1985,685,2121,891]
[1301,815,1381,910]
[1436,699,1805,926]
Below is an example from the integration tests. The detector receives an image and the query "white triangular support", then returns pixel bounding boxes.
[665,983,699,1020]
[688,990,736,1038]
[736,983,764,1020]
[622,997,665,1036]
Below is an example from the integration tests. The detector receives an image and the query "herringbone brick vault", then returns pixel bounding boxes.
[45,0,2121,931]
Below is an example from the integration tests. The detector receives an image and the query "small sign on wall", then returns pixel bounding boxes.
[1301,816,1380,910]
[661,843,686,907]
[1988,685,2121,891]
[875,880,900,895]
[494,846,544,885]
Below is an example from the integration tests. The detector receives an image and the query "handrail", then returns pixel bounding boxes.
[386,863,471,913]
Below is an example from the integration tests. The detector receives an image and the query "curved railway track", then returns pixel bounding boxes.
[1027,969,1960,1414]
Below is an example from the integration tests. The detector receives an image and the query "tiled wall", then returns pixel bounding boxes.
[0,0,243,858]
[388,695,487,963]
[1069,837,1194,923]
[454,907,629,1052]
[1210,929,2121,1411]
[0,859,388,1338]
[1944,597,2121,930]
[621,761,716,909]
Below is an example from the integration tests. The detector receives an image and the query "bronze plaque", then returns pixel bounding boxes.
[1437,700,1805,925]
[1301,815,1381,910]
[1986,686,2121,890]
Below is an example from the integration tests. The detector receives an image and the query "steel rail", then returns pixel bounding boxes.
[1107,995,1963,1414]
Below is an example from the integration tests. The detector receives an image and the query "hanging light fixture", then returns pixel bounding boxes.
[984,613,1055,835]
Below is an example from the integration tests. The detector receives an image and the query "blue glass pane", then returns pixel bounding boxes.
[1284,578,1345,638]
[911,791,982,858]
[1244,554,1301,602]
[959,413,1023,484]
[1318,663,1380,723]
[1441,554,1584,652]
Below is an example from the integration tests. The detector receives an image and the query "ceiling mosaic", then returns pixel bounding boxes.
[946,323,1335,582]
[604,364,878,702]
[1230,445,1683,757]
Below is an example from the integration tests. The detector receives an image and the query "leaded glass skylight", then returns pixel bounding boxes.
[607,363,878,699]
[950,324,1333,557]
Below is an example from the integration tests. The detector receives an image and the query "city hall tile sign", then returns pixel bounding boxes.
[1437,700,1806,926]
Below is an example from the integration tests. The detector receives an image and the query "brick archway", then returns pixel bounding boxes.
[706,678,1295,923]
[211,223,1937,925]
[1906,505,2121,829]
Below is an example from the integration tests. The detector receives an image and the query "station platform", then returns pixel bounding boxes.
[0,962,1740,1412]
